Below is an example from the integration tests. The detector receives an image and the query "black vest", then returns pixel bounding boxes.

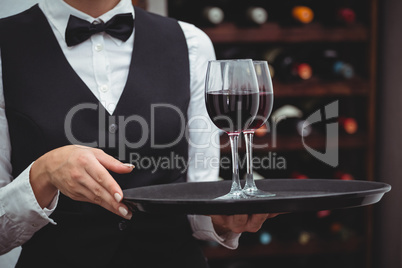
[0,5,207,268]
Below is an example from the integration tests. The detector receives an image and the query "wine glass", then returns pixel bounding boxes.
[242,61,276,197]
[205,59,260,199]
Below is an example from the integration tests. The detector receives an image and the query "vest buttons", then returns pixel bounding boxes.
[109,123,118,134]
[118,220,127,231]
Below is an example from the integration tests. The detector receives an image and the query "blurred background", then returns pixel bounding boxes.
[0,0,401,267]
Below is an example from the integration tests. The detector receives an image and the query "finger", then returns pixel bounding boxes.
[74,179,132,220]
[246,213,269,232]
[231,214,248,233]
[83,155,125,202]
[83,150,132,219]
[233,214,248,226]
[267,213,281,219]
[92,149,135,174]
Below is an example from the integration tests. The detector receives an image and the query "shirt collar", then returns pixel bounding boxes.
[40,0,135,46]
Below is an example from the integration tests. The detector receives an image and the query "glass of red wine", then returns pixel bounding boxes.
[205,59,260,199]
[242,61,276,197]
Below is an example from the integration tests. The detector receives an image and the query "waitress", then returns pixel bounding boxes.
[0,0,274,267]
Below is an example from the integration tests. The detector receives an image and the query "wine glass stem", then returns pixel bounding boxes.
[228,133,242,193]
[244,131,257,190]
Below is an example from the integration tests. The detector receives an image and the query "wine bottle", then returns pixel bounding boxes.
[201,6,225,26]
[291,5,315,25]
[334,170,355,180]
[335,7,357,25]
[290,171,309,179]
[316,210,331,218]
[269,1,315,25]
[313,49,355,80]
[254,123,268,137]
[168,0,225,27]
[339,116,358,134]
[264,48,313,82]
[298,230,313,245]
[314,0,357,26]
[259,230,273,245]
[330,222,353,241]
[229,0,269,27]
[271,105,313,137]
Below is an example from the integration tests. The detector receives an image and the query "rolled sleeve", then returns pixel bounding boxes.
[0,163,58,254]
[188,214,241,250]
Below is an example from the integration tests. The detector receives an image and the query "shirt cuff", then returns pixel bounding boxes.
[1,163,58,228]
[188,214,241,249]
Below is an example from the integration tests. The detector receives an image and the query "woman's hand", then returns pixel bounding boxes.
[211,213,280,235]
[30,145,134,220]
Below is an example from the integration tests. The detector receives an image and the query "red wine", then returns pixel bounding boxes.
[206,90,259,134]
[247,92,273,130]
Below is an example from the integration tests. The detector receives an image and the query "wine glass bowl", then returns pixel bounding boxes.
[205,59,259,199]
[243,61,276,197]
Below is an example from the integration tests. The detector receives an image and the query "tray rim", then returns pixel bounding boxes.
[123,179,391,204]
[122,179,391,214]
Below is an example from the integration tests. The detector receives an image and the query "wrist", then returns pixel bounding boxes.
[30,156,58,209]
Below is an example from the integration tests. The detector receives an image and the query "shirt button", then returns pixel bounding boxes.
[109,124,118,134]
[99,84,109,93]
[118,220,127,231]
[94,43,103,52]
[31,223,38,228]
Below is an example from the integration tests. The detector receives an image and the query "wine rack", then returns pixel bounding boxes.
[203,22,369,43]
[165,0,378,267]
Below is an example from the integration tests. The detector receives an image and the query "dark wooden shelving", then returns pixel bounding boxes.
[203,23,369,43]
[202,236,364,260]
[273,77,369,97]
[166,0,378,266]
[220,133,368,154]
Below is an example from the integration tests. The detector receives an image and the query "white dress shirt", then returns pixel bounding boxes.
[0,0,240,256]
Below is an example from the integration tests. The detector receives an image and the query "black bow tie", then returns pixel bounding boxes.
[65,13,134,47]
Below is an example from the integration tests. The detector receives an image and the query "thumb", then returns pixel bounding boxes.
[93,149,135,174]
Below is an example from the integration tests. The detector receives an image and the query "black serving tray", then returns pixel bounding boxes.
[122,179,391,215]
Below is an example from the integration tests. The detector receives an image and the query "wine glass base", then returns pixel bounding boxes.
[214,190,250,200]
[243,187,276,198]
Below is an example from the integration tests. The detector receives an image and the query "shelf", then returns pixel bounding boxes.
[220,133,367,154]
[203,23,369,43]
[167,1,378,266]
[202,237,363,260]
[273,77,369,97]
